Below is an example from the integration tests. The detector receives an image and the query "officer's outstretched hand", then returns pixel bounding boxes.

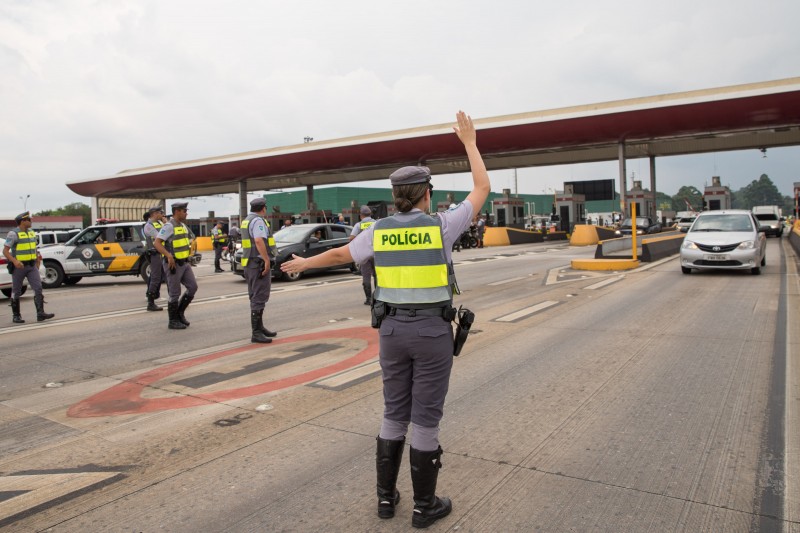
[280,254,308,274]
[453,110,476,146]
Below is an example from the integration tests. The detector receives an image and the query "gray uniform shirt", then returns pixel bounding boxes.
[349,201,473,266]
[350,217,376,239]
[248,215,270,241]
[4,231,19,248]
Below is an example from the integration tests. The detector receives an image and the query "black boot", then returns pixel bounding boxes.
[256,309,277,338]
[11,298,24,324]
[251,311,272,343]
[376,436,405,519]
[168,301,186,330]
[363,284,372,305]
[34,294,54,322]
[146,292,163,312]
[410,446,452,529]
[177,294,193,326]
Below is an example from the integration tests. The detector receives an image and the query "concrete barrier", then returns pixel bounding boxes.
[569,225,598,246]
[195,236,213,252]
[594,232,684,262]
[483,227,544,246]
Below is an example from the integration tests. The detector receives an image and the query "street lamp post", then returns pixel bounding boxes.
[19,194,30,211]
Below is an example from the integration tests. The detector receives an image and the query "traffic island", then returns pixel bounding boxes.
[571,258,640,271]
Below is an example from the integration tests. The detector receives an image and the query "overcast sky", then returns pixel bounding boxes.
[2,0,798,218]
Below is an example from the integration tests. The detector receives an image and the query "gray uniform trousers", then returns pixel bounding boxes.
[214,245,223,269]
[360,258,376,292]
[12,264,43,299]
[378,314,454,449]
[147,253,164,295]
[244,267,271,311]
[165,261,197,303]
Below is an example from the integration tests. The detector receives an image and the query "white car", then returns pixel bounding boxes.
[0,260,47,298]
[680,210,767,275]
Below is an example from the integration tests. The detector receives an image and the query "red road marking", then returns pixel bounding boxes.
[67,327,378,418]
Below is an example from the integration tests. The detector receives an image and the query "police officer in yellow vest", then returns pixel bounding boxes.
[211,220,227,273]
[241,197,278,343]
[349,205,376,305]
[143,205,166,311]
[3,212,55,324]
[281,111,489,528]
[153,202,198,330]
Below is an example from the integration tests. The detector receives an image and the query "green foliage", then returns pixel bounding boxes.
[34,202,91,227]
[672,185,703,211]
[730,174,785,210]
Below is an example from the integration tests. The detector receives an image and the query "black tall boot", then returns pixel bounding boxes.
[177,294,193,326]
[11,298,24,324]
[410,446,452,529]
[363,283,372,305]
[376,436,405,519]
[146,292,163,312]
[34,294,54,322]
[250,311,271,343]
[256,309,277,338]
[167,301,186,330]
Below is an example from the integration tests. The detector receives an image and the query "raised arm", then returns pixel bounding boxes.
[454,111,490,218]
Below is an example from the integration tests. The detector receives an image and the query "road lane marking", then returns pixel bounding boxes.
[310,361,382,390]
[494,301,560,323]
[0,471,123,527]
[488,276,527,286]
[583,276,625,290]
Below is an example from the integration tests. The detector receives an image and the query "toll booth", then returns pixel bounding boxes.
[492,189,525,228]
[703,176,732,211]
[298,202,333,224]
[625,181,655,220]
[342,201,361,226]
[554,186,586,233]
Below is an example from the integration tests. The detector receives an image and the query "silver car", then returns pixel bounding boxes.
[680,210,767,275]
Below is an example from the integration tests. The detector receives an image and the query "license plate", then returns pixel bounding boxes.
[704,254,728,261]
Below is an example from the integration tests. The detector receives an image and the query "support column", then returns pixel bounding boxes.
[238,181,247,222]
[306,185,315,211]
[649,155,657,220]
[618,142,627,215]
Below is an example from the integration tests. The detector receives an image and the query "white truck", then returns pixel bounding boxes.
[752,206,783,237]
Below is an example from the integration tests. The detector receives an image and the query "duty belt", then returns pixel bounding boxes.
[20,260,36,267]
[387,306,455,319]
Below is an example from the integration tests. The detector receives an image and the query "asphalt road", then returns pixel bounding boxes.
[1,237,798,532]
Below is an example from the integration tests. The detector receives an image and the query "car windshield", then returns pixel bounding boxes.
[273,225,313,244]
[754,213,779,221]
[620,218,649,227]
[679,217,695,223]
[691,214,754,232]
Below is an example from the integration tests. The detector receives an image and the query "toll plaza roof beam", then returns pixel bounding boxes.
[67,77,800,200]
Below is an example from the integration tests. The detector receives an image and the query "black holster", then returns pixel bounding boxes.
[371,300,386,329]
[453,306,475,356]
[7,263,14,275]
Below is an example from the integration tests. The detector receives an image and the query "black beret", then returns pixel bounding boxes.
[171,202,188,211]
[250,197,267,210]
[15,212,31,224]
[389,166,431,186]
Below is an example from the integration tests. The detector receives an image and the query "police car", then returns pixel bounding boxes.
[38,222,200,289]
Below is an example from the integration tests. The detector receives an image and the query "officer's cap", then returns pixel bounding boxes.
[14,212,31,224]
[360,205,372,216]
[148,205,163,214]
[250,197,267,211]
[171,202,188,211]
[389,166,431,186]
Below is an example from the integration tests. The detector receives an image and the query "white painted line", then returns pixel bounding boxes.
[495,301,560,322]
[583,276,625,290]
[488,276,526,286]
[313,361,381,388]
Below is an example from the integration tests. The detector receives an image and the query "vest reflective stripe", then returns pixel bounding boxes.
[213,229,226,242]
[359,220,375,231]
[373,213,451,305]
[241,214,276,267]
[145,221,163,251]
[169,224,191,260]
[13,229,37,262]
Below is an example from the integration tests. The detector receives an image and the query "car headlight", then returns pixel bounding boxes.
[737,240,755,250]
[614,230,621,236]
[682,241,698,250]
[636,230,644,235]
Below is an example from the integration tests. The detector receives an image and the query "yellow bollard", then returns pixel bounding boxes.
[631,203,637,261]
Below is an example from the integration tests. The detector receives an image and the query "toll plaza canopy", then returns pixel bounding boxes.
[67,77,800,200]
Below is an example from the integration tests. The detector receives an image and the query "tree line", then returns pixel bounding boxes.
[34,202,92,227]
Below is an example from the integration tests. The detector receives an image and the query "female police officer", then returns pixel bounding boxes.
[281,111,489,528]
